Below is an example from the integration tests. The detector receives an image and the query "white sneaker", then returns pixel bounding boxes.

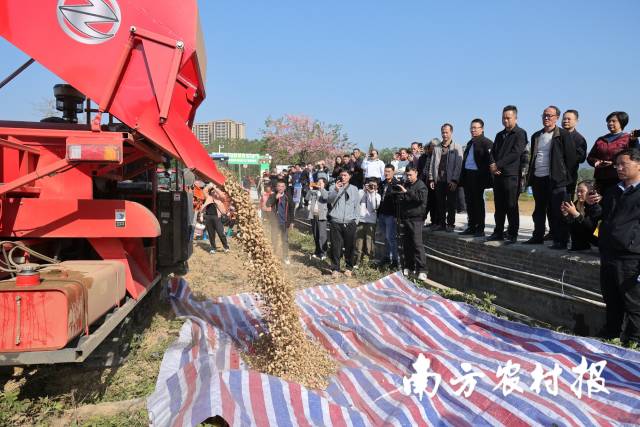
[353,265,359,270]
[403,269,409,276]
[417,272,428,281]
[320,255,327,261]
[223,248,230,253]
[209,249,216,254]
[311,254,319,259]
[284,258,291,265]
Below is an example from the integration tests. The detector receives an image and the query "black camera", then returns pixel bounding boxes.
[633,129,640,138]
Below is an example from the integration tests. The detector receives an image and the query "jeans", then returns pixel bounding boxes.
[377,214,399,264]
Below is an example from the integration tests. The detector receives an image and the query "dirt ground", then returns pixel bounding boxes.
[484,199,534,215]
[0,221,381,426]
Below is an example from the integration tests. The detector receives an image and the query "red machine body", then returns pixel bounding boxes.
[0,0,223,362]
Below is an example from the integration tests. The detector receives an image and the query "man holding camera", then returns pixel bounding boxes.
[362,149,386,183]
[328,168,361,276]
[396,166,428,281]
[376,164,400,268]
[354,178,381,267]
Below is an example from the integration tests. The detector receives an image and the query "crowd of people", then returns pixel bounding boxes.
[253,106,640,346]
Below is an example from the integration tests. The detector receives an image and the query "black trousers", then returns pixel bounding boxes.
[426,186,438,223]
[204,214,228,250]
[531,176,569,244]
[463,170,486,232]
[311,217,328,256]
[435,182,457,227]
[600,257,640,342]
[401,218,427,273]
[569,222,597,250]
[493,175,519,238]
[329,221,357,271]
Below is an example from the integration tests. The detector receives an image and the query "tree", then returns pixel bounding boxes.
[203,138,267,155]
[379,146,406,164]
[262,114,352,165]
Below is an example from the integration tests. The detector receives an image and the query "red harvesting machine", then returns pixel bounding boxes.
[0,0,224,364]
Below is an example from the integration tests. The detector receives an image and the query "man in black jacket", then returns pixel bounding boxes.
[525,106,577,249]
[460,119,493,237]
[596,148,640,345]
[266,180,295,264]
[376,164,400,268]
[562,109,588,197]
[489,105,528,244]
[396,166,428,281]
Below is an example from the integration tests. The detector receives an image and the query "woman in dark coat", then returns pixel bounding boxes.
[561,180,601,251]
[587,111,635,194]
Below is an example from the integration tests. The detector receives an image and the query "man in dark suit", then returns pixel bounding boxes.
[460,119,493,237]
[524,106,577,249]
[488,105,528,244]
[562,109,588,197]
[596,148,640,345]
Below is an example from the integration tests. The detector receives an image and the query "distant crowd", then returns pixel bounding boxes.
[252,106,640,347]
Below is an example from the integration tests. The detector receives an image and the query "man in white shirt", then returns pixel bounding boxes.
[362,149,386,183]
[524,106,577,249]
[354,178,381,268]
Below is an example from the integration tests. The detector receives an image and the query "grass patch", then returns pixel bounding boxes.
[70,408,148,427]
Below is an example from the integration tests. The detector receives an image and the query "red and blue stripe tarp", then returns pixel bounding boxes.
[147,273,640,426]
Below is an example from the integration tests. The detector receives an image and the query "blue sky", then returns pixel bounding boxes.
[1,0,639,150]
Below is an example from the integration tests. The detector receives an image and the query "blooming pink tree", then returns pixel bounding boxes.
[262,114,352,165]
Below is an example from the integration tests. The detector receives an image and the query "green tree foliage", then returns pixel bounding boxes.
[378,146,406,164]
[203,138,267,155]
[577,167,595,183]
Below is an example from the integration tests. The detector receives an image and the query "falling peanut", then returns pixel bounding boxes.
[221,171,336,389]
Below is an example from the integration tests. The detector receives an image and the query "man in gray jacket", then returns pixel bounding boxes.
[304,177,329,260]
[328,168,360,276]
[429,123,464,232]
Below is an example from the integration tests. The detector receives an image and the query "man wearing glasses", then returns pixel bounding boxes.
[460,119,493,237]
[524,106,577,249]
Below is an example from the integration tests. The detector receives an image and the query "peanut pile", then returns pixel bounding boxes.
[222,173,336,389]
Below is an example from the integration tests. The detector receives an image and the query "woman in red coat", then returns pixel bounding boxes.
[587,111,636,193]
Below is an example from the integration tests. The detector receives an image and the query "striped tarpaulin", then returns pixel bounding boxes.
[147,273,640,426]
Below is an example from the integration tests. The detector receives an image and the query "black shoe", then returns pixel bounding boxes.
[543,232,553,241]
[504,235,517,244]
[486,233,504,241]
[549,243,567,250]
[460,227,475,235]
[430,225,444,232]
[523,237,544,245]
[473,231,485,238]
[445,225,455,233]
